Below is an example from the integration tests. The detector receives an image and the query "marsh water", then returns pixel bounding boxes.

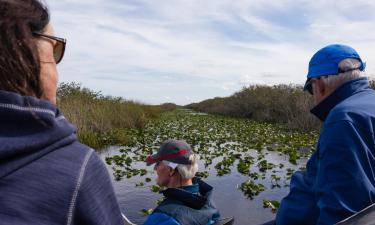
[100,110,316,224]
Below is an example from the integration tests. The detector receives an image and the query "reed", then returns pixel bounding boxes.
[57,82,176,149]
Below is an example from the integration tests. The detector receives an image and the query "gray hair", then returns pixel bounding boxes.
[321,58,366,91]
[176,154,199,179]
[163,154,199,179]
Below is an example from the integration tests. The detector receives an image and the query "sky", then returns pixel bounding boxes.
[48,0,375,105]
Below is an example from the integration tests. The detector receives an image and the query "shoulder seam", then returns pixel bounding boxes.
[65,148,94,225]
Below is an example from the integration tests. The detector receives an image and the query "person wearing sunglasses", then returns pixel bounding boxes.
[268,44,375,225]
[0,0,124,224]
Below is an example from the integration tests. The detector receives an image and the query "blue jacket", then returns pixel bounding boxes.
[143,178,220,225]
[276,78,375,225]
[0,90,124,225]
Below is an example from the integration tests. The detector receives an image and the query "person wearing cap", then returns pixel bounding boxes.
[143,139,221,225]
[272,44,375,225]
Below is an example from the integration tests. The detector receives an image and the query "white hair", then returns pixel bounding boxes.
[163,154,200,179]
[177,154,199,179]
[321,58,366,91]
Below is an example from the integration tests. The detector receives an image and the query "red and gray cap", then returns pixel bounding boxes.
[146,139,193,166]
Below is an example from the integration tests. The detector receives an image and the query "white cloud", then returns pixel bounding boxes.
[47,0,375,105]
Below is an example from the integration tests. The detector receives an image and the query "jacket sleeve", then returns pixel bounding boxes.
[315,120,374,225]
[143,212,180,225]
[276,155,319,225]
[71,150,124,225]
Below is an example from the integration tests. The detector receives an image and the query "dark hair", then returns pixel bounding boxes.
[0,0,50,98]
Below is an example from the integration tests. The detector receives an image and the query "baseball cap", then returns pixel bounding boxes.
[146,139,193,166]
[304,44,366,92]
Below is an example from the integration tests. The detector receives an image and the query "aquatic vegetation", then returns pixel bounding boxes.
[286,168,295,179]
[135,181,144,187]
[215,157,236,176]
[237,156,255,175]
[257,160,276,172]
[196,171,209,178]
[271,174,281,188]
[249,172,259,180]
[151,185,162,193]
[105,109,317,208]
[239,180,266,199]
[263,199,280,213]
[140,208,153,216]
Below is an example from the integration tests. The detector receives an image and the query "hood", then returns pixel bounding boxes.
[161,178,213,209]
[0,90,77,178]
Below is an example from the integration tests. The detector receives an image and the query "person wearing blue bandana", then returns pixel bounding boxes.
[143,139,221,225]
[273,44,375,225]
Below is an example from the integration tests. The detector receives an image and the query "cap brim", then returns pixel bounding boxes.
[146,154,159,166]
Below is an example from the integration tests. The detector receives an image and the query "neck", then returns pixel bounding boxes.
[167,175,193,188]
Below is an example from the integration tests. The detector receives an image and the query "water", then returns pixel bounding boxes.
[100,146,307,225]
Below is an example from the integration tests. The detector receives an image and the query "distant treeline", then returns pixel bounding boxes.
[187,80,375,131]
[57,82,177,148]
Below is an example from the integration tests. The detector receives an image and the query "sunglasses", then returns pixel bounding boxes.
[305,77,325,95]
[304,78,314,95]
[33,32,66,64]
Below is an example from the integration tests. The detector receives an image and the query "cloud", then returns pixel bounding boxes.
[47,0,375,105]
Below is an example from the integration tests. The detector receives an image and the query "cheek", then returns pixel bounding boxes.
[39,63,58,104]
[156,167,170,185]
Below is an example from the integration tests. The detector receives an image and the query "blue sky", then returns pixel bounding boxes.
[48,0,375,105]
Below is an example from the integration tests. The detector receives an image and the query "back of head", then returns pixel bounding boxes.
[323,58,365,91]
[304,44,366,94]
[0,0,50,98]
[176,154,199,180]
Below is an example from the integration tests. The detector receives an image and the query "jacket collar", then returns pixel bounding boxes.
[310,77,371,121]
[161,178,212,209]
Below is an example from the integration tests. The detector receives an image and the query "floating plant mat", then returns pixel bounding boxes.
[104,109,317,224]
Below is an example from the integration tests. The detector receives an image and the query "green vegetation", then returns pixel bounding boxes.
[57,82,177,149]
[187,84,318,131]
[188,80,375,132]
[239,180,266,199]
[263,199,280,213]
[105,110,317,207]
[140,208,153,216]
[151,185,163,192]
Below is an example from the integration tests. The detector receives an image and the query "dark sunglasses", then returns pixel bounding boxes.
[33,32,66,64]
[304,78,315,95]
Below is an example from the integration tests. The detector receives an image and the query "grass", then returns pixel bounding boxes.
[57,82,177,149]
[188,80,375,131]
[187,84,318,131]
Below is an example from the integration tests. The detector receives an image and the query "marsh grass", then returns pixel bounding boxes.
[188,80,375,131]
[57,82,176,149]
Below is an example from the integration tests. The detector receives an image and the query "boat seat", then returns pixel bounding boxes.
[214,217,235,225]
[335,203,375,225]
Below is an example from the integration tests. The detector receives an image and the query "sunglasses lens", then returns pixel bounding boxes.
[53,41,65,64]
[304,79,313,95]
[307,83,313,95]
